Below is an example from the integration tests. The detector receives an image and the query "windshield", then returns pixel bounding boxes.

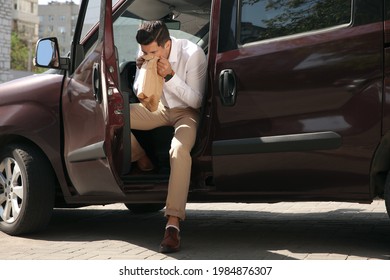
[113,0,210,63]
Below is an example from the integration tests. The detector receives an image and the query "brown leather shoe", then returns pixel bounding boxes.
[159,226,181,253]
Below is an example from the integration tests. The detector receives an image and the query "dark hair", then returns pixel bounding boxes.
[136,21,170,47]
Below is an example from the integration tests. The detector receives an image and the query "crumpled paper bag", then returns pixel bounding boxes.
[136,54,163,112]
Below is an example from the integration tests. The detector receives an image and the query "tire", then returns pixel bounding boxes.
[124,203,165,214]
[0,144,55,235]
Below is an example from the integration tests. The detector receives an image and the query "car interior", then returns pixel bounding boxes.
[116,0,212,181]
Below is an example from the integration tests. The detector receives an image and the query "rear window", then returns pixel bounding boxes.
[239,0,352,44]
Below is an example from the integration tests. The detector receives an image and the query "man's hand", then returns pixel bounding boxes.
[136,56,145,69]
[157,57,173,78]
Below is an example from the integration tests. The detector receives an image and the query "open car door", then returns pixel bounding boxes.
[62,0,129,196]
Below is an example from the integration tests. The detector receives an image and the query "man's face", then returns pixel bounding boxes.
[140,40,171,59]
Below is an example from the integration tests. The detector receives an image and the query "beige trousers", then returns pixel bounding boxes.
[130,102,199,220]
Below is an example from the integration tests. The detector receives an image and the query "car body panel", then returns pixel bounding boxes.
[0,73,70,195]
[209,0,383,201]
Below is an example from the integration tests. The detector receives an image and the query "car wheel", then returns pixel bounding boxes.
[124,203,165,214]
[0,144,55,235]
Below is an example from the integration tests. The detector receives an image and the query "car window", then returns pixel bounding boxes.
[79,0,101,41]
[113,14,142,64]
[239,0,352,44]
[169,13,209,46]
[80,0,121,41]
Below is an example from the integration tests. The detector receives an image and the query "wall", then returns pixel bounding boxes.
[0,0,13,83]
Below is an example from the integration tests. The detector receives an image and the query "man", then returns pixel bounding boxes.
[131,21,207,253]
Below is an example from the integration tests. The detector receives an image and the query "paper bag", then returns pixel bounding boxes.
[136,54,163,112]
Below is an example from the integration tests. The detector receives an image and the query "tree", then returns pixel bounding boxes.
[11,32,29,71]
[11,32,46,73]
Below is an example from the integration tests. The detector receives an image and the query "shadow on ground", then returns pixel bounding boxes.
[22,205,390,260]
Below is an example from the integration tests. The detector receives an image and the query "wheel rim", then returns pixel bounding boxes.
[0,157,24,223]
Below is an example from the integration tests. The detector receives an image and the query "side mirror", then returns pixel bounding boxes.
[34,38,60,69]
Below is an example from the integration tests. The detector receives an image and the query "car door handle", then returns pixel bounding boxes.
[92,63,102,103]
[219,69,237,106]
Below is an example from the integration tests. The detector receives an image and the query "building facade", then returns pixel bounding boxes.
[0,0,13,83]
[39,1,80,55]
[12,0,40,43]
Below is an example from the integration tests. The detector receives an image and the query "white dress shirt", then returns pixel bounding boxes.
[134,37,207,109]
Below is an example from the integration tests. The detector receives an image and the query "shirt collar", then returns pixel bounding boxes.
[168,37,178,64]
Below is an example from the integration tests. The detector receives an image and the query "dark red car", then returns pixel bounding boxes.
[1,0,389,235]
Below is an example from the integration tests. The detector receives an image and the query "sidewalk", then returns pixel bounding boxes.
[0,200,389,260]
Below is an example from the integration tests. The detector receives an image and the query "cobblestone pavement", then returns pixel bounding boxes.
[0,200,389,260]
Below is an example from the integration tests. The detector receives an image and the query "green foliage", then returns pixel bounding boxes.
[11,32,29,71]
[10,32,46,73]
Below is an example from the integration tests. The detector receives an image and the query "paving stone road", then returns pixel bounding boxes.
[0,200,389,260]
